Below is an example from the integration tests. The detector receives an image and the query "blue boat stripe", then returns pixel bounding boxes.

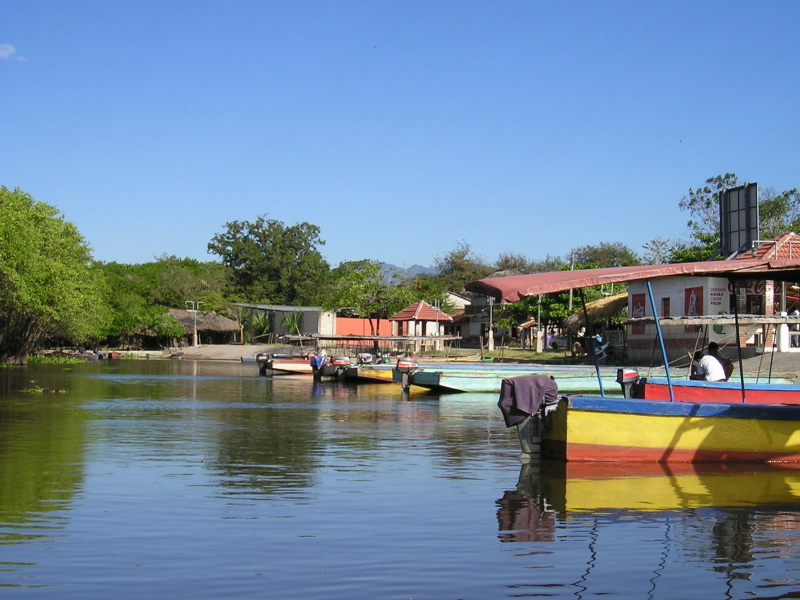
[646,378,800,392]
[567,396,800,421]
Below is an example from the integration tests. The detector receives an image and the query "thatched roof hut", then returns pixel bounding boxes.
[169,309,240,333]
[169,309,241,344]
[563,293,628,333]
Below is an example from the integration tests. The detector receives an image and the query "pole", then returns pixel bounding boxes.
[185,300,204,347]
[731,279,746,403]
[568,253,574,311]
[487,297,494,352]
[579,289,605,396]
[646,280,673,401]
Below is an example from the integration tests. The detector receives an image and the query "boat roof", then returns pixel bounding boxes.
[465,258,800,303]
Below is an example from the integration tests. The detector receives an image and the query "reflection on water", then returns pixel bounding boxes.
[497,461,800,598]
[1,360,800,598]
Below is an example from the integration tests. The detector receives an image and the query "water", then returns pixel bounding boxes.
[2,360,800,599]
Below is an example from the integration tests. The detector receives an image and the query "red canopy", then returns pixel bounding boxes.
[465,259,800,303]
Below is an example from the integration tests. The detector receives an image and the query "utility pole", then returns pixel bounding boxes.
[487,297,494,352]
[185,300,204,347]
[568,252,574,311]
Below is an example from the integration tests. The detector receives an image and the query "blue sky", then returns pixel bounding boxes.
[2,1,798,269]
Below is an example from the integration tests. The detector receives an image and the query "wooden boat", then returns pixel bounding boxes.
[256,353,312,376]
[314,355,352,379]
[256,352,352,379]
[542,395,800,462]
[53,349,99,362]
[391,362,626,394]
[465,257,800,463]
[634,375,800,404]
[346,360,629,392]
[344,364,397,384]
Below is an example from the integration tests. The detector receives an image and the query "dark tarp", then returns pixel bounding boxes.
[497,374,559,428]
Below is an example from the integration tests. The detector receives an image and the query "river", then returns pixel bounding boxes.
[1,359,799,599]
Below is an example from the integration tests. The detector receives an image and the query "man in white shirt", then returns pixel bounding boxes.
[698,342,733,382]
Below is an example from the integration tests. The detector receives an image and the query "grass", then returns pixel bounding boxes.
[19,385,67,394]
[484,347,589,365]
[27,355,87,365]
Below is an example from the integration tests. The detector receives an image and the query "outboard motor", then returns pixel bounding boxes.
[357,352,375,365]
[616,368,639,398]
[256,352,269,376]
[395,359,419,390]
[329,356,351,378]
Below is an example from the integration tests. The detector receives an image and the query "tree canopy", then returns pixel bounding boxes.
[208,215,330,305]
[0,187,107,363]
[323,260,415,334]
[759,187,800,239]
[570,242,640,269]
[96,257,224,347]
[668,174,800,263]
[4,170,799,359]
[432,241,494,293]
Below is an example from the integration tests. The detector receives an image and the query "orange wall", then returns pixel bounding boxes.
[335,317,392,336]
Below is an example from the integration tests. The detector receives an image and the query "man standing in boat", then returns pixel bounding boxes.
[699,342,734,382]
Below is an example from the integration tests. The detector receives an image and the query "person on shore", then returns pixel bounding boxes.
[699,342,734,382]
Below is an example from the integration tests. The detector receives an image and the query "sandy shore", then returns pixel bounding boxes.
[172,344,281,361]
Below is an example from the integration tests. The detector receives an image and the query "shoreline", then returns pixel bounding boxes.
[168,344,800,379]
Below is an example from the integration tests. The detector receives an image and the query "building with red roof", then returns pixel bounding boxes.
[389,300,453,352]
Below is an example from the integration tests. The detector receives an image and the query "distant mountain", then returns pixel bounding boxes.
[380,263,438,282]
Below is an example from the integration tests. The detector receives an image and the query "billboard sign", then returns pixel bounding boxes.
[720,183,759,256]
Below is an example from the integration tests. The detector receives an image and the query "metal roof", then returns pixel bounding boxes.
[465,258,800,303]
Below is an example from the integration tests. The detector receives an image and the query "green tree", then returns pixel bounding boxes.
[529,254,568,273]
[759,187,800,239]
[0,187,107,363]
[641,237,673,265]
[675,174,800,262]
[207,215,329,305]
[281,311,303,336]
[494,252,537,274]
[570,242,640,269]
[494,295,539,330]
[680,174,739,240]
[676,173,740,261]
[148,255,230,310]
[249,310,273,342]
[97,261,189,347]
[324,260,414,335]
[401,272,450,308]
[432,241,493,293]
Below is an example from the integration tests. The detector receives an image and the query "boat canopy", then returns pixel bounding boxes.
[465,259,800,303]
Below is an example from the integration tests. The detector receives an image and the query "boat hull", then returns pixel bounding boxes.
[257,356,312,375]
[345,365,396,383]
[392,366,621,394]
[640,377,800,404]
[541,396,800,463]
